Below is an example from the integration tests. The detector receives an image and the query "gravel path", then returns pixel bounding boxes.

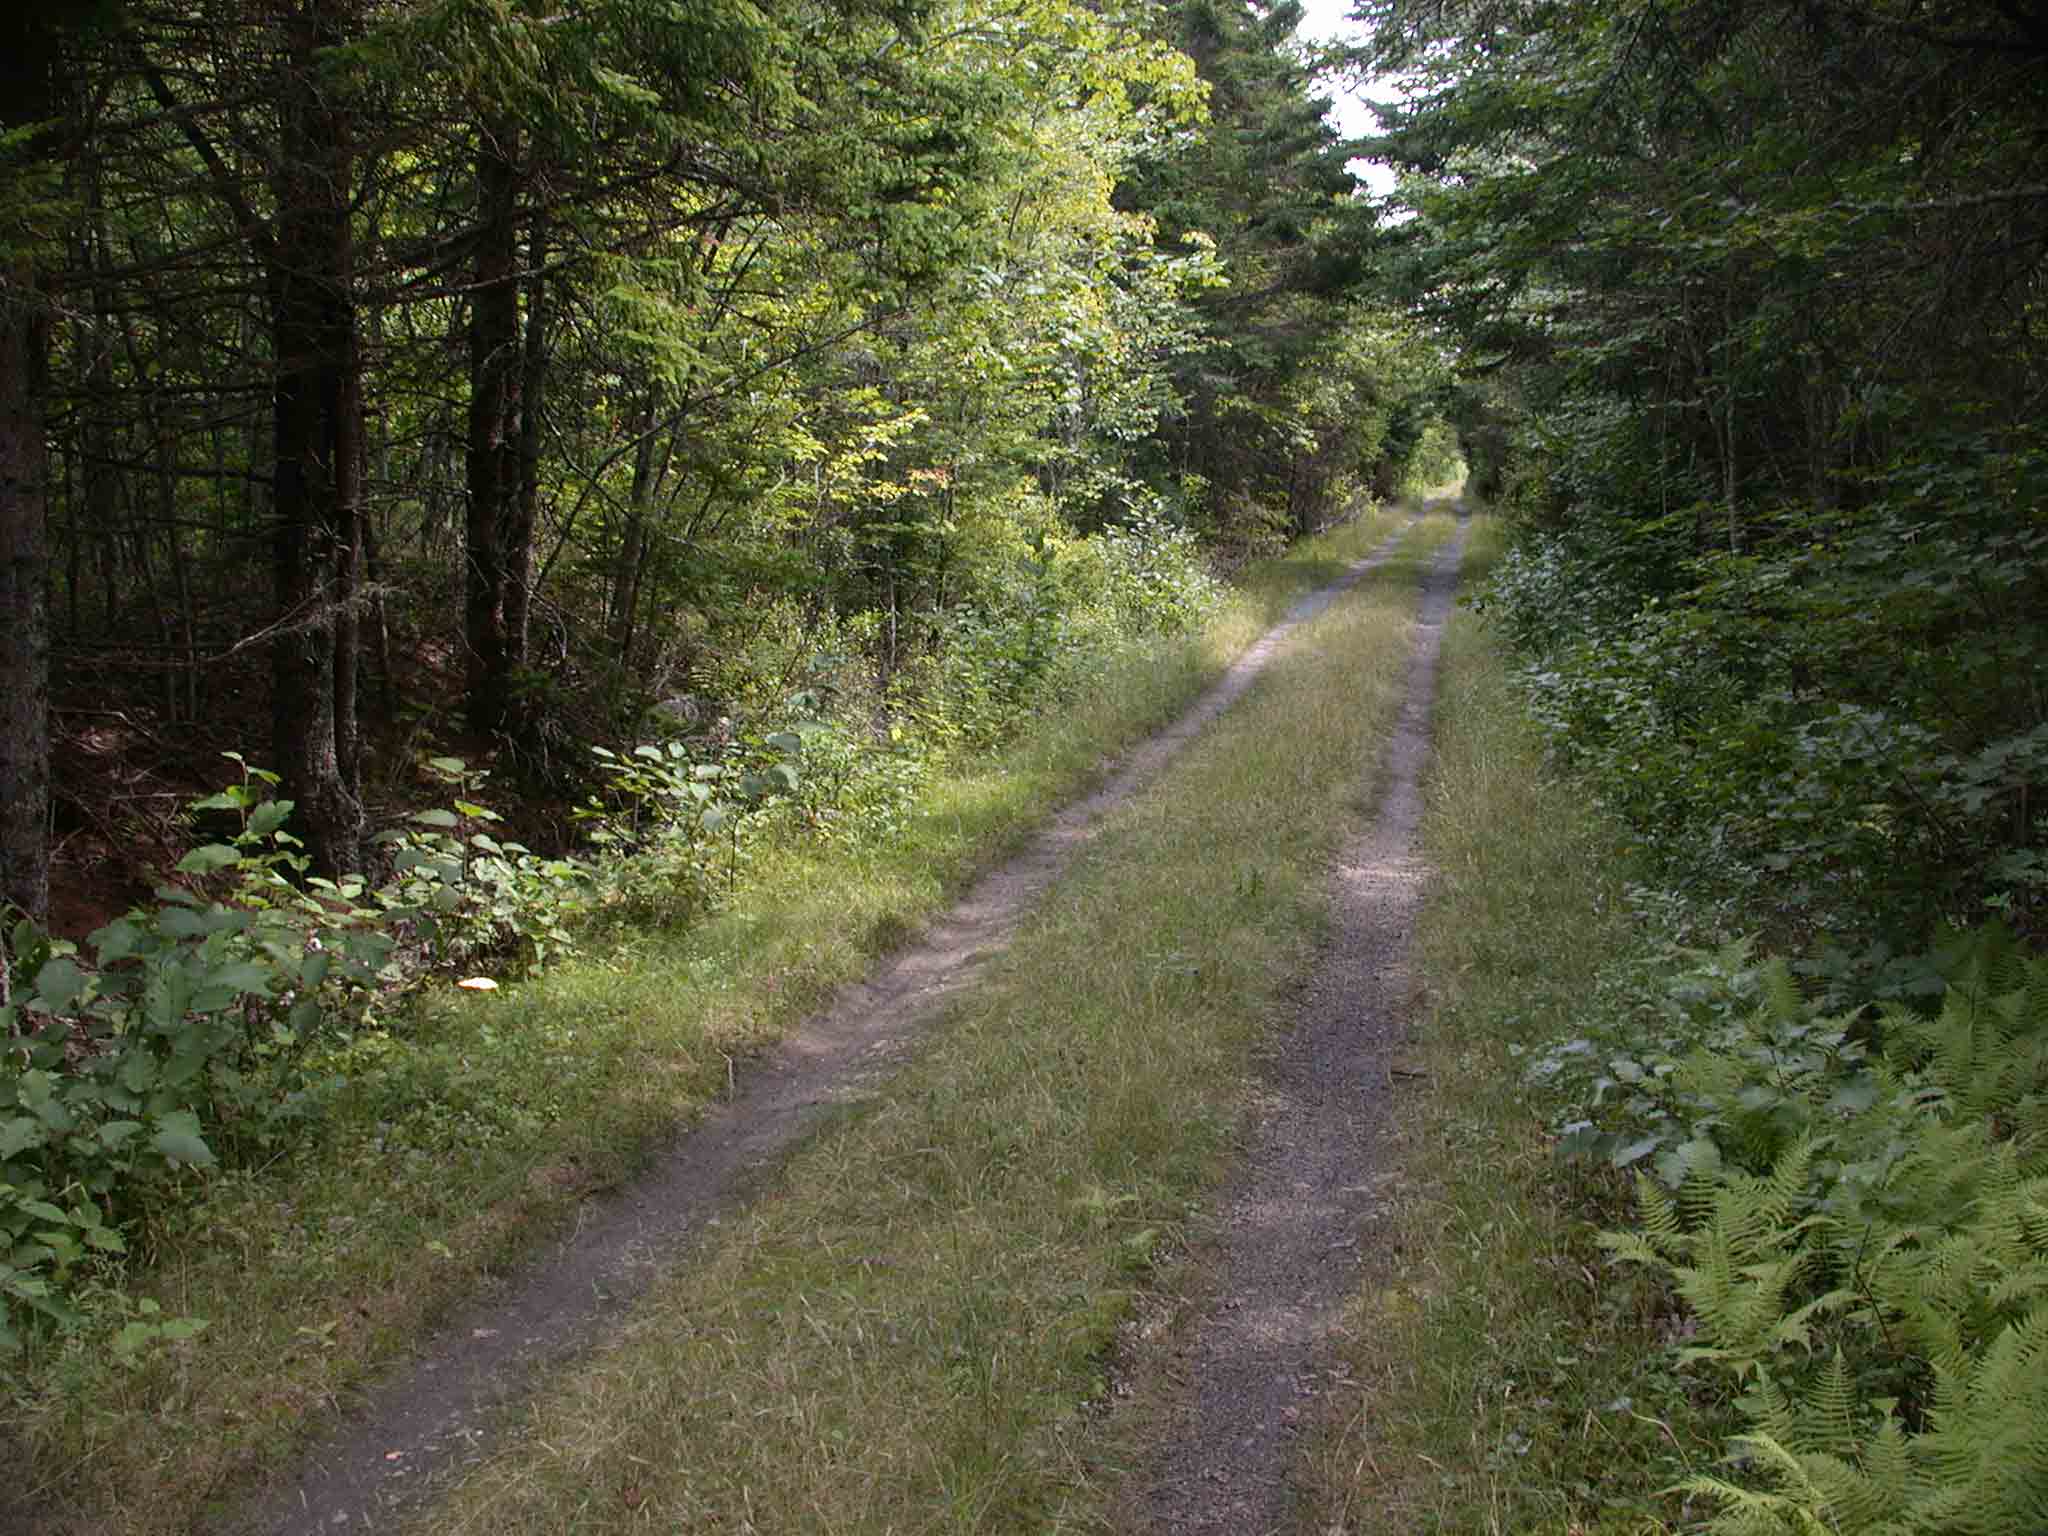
[1131,510,1467,1535]
[212,513,1422,1536]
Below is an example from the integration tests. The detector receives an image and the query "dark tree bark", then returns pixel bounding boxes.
[0,14,56,925]
[464,119,525,738]
[267,0,364,875]
[609,395,661,666]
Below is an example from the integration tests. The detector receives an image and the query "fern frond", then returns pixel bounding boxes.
[1803,1350,1858,1457]
[1685,1432,1837,1536]
[1759,958,1807,1035]
[1638,1170,1687,1252]
[1599,1227,1671,1271]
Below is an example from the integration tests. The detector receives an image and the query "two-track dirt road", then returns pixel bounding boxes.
[213,503,1466,1536]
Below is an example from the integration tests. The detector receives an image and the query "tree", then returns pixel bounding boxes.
[0,12,58,925]
[1119,0,1424,551]
[1360,0,2048,935]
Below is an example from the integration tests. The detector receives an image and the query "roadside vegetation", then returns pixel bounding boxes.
[1324,531,2047,1534]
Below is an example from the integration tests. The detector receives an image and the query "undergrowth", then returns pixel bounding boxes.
[1331,514,2048,1534]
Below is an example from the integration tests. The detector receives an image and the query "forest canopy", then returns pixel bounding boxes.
[1355,0,2048,957]
[0,0,1446,921]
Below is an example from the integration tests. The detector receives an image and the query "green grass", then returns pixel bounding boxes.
[1307,514,1723,1535]
[3,503,1413,1536]
[394,511,1461,1534]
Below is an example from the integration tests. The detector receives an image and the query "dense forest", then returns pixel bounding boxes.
[1358,0,2047,963]
[0,0,1451,932]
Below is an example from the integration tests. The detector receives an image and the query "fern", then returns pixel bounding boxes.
[1601,929,2048,1535]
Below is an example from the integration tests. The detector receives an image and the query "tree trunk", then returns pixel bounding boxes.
[269,0,363,877]
[0,254,51,926]
[609,395,659,665]
[503,204,548,690]
[0,15,55,925]
[464,120,524,737]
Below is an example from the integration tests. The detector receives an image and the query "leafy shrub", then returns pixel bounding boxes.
[374,756,590,972]
[578,727,808,921]
[898,512,1220,750]
[0,755,598,1353]
[1,775,391,1348]
[1572,928,2048,1533]
[1085,508,1223,639]
[1481,482,2048,948]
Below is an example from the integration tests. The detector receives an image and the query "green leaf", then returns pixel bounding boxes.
[1612,1135,1662,1168]
[1827,1074,1881,1115]
[96,1120,145,1152]
[427,756,468,776]
[202,961,277,1000]
[765,731,804,754]
[411,809,461,829]
[0,1117,46,1160]
[30,956,87,1013]
[148,1112,217,1169]
[247,800,294,840]
[156,907,212,939]
[90,917,143,966]
[176,844,245,876]
[17,1073,74,1133]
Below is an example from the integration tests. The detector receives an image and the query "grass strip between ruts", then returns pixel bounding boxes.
[7,506,1415,1536]
[401,513,1462,1534]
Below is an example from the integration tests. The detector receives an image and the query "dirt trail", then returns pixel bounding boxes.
[214,513,1421,1536]
[1129,509,1467,1535]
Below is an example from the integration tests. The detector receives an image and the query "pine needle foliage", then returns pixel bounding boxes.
[1600,928,2048,1533]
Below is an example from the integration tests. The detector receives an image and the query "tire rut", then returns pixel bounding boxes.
[210,513,1423,1536]
[1130,508,1468,1536]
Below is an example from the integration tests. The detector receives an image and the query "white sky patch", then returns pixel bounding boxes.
[1292,0,1401,199]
